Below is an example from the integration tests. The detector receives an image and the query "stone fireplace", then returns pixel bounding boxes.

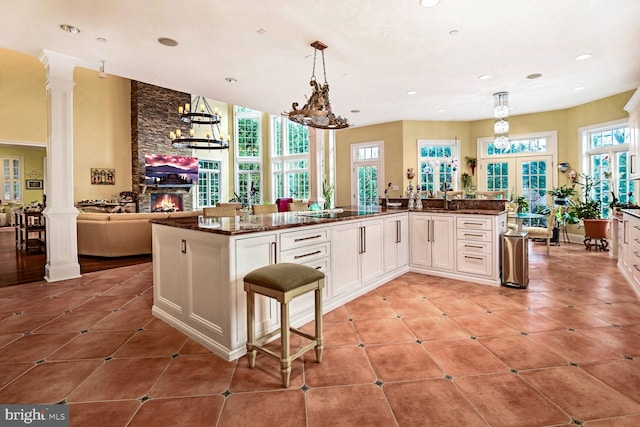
[131,81,195,213]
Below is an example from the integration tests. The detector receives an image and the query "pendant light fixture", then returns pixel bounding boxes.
[285,41,350,130]
[493,92,510,149]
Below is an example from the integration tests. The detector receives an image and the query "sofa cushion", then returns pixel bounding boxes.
[77,213,112,221]
[107,212,168,221]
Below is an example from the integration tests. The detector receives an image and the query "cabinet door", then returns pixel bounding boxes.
[361,218,384,284]
[410,214,432,268]
[153,227,186,313]
[235,234,278,339]
[384,216,399,272]
[331,222,361,297]
[384,214,409,273]
[430,215,455,271]
[397,214,409,268]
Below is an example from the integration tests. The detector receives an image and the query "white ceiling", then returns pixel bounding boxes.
[1,0,639,127]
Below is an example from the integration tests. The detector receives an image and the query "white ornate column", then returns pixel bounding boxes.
[39,50,81,282]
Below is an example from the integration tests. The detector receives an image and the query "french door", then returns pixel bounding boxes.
[351,141,383,209]
[479,155,553,213]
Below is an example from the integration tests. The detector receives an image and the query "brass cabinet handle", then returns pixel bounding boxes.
[294,234,322,242]
[294,250,322,259]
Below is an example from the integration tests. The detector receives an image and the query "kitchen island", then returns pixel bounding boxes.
[151,204,507,361]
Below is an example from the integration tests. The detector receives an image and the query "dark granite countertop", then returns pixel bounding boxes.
[151,206,506,236]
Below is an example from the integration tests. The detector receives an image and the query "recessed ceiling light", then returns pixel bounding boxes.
[576,53,592,61]
[59,24,80,34]
[437,108,446,113]
[527,73,542,80]
[257,28,266,34]
[157,37,179,47]
[479,75,492,80]
[407,91,417,95]
[225,77,238,83]
[449,30,459,36]
[350,109,361,114]
[96,37,107,43]
[420,0,441,7]
[574,86,585,91]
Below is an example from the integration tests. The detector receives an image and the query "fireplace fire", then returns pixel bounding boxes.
[150,193,183,212]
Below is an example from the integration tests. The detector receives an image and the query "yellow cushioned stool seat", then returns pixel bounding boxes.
[244,263,325,387]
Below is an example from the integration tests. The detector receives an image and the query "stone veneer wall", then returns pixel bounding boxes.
[131,81,194,212]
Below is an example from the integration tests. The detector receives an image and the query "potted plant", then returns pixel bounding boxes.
[549,184,576,206]
[568,173,610,249]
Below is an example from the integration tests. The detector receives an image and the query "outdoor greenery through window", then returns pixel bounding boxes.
[235,106,261,206]
[486,138,548,156]
[418,140,458,195]
[352,142,382,209]
[1,157,22,203]
[271,117,310,201]
[197,159,221,207]
[583,122,630,218]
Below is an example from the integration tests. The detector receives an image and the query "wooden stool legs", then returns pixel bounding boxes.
[244,276,324,388]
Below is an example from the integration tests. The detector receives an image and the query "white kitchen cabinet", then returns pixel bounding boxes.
[456,216,494,277]
[331,217,384,298]
[234,233,279,340]
[279,226,331,322]
[624,87,640,179]
[409,213,455,271]
[384,213,409,273]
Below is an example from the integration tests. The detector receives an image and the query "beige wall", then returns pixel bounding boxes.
[73,67,132,202]
[336,91,635,207]
[0,49,47,144]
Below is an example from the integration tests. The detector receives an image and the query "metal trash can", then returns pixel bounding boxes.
[502,231,529,288]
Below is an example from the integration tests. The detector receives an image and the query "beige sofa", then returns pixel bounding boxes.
[77,211,201,257]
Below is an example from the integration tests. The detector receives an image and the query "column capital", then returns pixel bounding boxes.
[38,49,81,82]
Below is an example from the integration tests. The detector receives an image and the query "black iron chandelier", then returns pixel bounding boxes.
[285,41,350,130]
[170,96,230,149]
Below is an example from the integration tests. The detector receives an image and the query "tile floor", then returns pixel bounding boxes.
[1,242,640,426]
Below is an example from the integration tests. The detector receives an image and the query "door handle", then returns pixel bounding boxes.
[362,226,367,253]
[271,241,277,264]
[396,220,401,243]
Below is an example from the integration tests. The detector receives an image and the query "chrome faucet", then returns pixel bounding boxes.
[442,183,449,210]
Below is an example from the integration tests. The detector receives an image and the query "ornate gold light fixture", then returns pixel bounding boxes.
[493,91,510,149]
[285,41,350,130]
[170,96,230,149]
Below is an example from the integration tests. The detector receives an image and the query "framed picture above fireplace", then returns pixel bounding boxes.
[145,154,198,187]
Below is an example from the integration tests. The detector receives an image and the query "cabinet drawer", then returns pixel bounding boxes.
[456,229,492,242]
[280,241,330,263]
[299,256,330,273]
[457,240,491,254]
[457,252,492,276]
[280,226,330,251]
[456,217,492,230]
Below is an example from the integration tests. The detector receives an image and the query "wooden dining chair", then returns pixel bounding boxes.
[521,207,557,255]
[253,204,278,215]
[288,202,309,212]
[476,190,507,199]
[203,206,238,217]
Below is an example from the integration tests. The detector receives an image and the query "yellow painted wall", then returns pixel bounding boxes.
[73,67,132,202]
[0,49,47,144]
[336,91,635,208]
[334,121,403,206]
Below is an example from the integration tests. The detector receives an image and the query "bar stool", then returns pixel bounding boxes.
[244,262,325,388]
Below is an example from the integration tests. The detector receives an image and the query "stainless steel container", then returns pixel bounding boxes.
[502,231,529,288]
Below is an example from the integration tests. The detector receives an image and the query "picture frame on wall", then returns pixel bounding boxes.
[91,168,115,185]
[26,179,43,189]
